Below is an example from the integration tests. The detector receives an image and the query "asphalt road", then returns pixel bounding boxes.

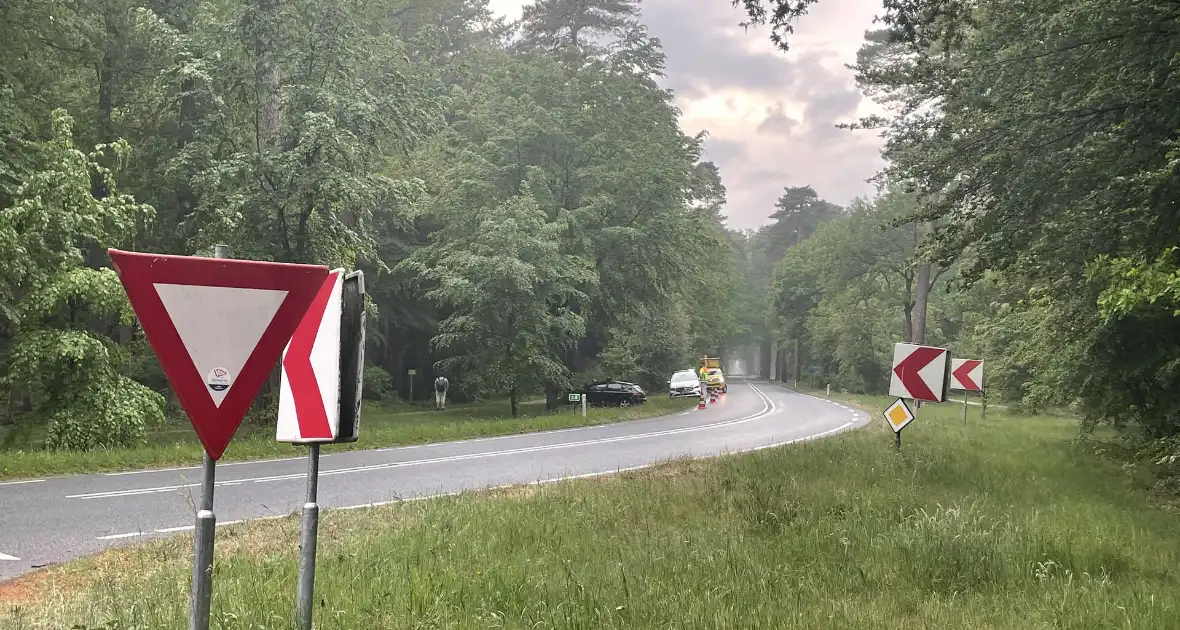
[0,380,869,581]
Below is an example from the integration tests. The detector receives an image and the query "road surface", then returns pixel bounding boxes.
[0,380,869,581]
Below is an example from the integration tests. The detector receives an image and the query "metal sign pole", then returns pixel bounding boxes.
[189,243,231,630]
[962,390,969,424]
[296,443,321,629]
[895,429,901,450]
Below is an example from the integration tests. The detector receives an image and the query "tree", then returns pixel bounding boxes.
[400,192,596,416]
[0,110,163,448]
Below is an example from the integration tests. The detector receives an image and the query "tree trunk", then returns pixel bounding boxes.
[912,261,930,344]
[911,221,935,344]
[545,383,559,411]
[794,337,801,384]
[255,0,283,151]
[510,387,518,418]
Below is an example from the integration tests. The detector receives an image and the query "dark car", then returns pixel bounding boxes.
[581,380,647,407]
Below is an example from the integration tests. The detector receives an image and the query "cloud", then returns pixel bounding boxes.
[487,0,887,230]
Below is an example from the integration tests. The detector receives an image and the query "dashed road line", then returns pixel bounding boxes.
[69,386,777,501]
[89,384,865,543]
[102,456,307,477]
[0,479,44,487]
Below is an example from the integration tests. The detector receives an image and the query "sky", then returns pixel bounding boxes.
[487,0,886,230]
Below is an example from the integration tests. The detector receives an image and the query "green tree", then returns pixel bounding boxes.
[401,192,596,416]
[0,110,163,448]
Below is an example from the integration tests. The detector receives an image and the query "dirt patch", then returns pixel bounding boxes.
[484,484,544,502]
[0,565,69,607]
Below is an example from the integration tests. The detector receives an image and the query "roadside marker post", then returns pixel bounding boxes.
[108,246,327,630]
[883,398,915,450]
[949,358,984,425]
[407,368,416,402]
[568,392,586,417]
[275,269,366,630]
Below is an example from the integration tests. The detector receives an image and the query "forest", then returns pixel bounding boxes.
[1,0,1178,479]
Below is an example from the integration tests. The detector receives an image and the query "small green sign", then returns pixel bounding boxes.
[569,393,581,402]
[407,369,417,375]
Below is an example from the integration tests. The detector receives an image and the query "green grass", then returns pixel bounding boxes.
[4,390,1179,628]
[0,396,696,480]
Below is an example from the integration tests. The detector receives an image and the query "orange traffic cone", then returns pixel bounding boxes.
[697,393,707,410]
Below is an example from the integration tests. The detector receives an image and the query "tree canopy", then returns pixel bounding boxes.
[3,0,1178,472]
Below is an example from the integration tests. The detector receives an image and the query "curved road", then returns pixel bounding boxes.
[0,380,869,581]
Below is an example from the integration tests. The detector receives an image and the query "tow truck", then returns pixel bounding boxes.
[699,356,727,395]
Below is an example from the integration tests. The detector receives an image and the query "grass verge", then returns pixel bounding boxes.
[4,392,1179,628]
[0,396,696,480]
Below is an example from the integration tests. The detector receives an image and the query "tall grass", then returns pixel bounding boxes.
[4,400,1177,629]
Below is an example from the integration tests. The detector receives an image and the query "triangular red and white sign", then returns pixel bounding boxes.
[276,270,344,443]
[108,249,328,459]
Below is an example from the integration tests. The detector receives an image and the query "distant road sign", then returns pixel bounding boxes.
[568,393,581,402]
[889,343,950,402]
[883,398,915,433]
[108,249,327,459]
[276,270,344,443]
[407,369,417,375]
[950,359,984,392]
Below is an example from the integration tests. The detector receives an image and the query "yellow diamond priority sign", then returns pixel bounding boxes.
[883,398,914,433]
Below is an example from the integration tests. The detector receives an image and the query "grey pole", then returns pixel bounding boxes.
[962,390,968,425]
[296,443,321,629]
[189,244,230,630]
[581,393,587,418]
[189,454,216,630]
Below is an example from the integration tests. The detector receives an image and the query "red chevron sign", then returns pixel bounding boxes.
[888,343,950,402]
[276,270,344,443]
[951,358,984,391]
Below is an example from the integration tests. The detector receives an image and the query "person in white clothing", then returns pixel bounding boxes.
[433,375,449,411]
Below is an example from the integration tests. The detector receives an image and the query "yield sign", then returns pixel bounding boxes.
[108,249,328,459]
[950,359,984,391]
[888,342,950,402]
[276,270,344,443]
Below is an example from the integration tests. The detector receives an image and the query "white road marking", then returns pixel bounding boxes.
[97,532,144,540]
[95,515,290,541]
[89,385,865,541]
[103,456,307,477]
[0,552,20,560]
[110,418,860,539]
[70,386,778,501]
[0,479,44,487]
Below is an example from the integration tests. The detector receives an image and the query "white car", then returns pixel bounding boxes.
[668,369,702,398]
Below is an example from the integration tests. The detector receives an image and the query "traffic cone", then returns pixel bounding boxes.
[697,393,707,410]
